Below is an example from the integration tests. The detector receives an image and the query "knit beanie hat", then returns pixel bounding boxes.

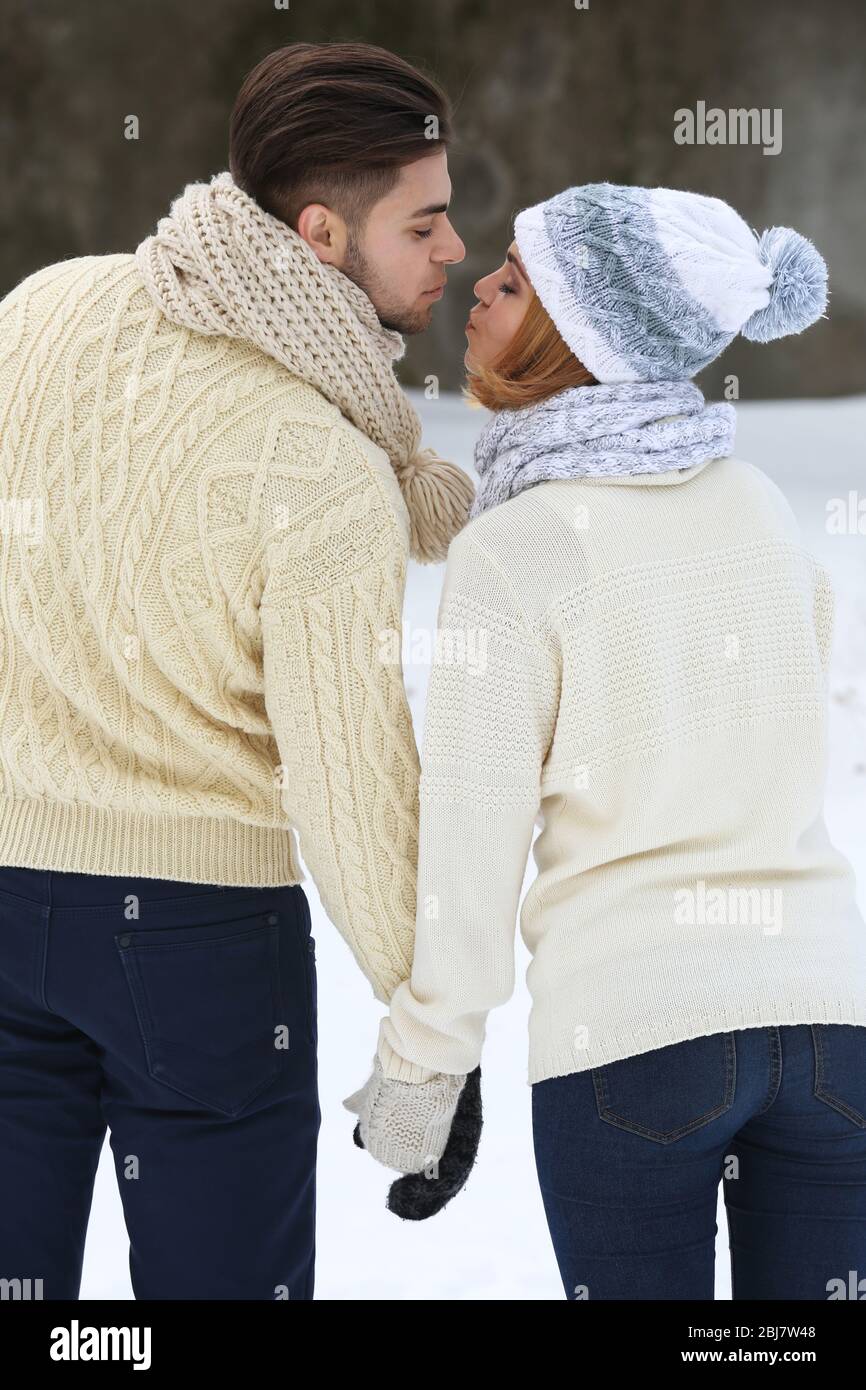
[513,183,829,383]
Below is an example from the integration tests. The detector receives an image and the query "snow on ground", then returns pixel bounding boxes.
[81,391,866,1300]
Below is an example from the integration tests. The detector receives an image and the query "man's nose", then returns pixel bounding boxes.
[437,223,466,265]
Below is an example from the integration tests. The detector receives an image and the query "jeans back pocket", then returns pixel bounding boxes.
[115,910,286,1117]
[811,1023,866,1127]
[592,1032,737,1143]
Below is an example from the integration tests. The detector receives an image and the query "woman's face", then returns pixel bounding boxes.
[464,239,532,369]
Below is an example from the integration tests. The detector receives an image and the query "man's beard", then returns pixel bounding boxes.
[341,232,432,336]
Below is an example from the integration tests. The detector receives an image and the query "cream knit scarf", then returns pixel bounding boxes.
[134,170,473,564]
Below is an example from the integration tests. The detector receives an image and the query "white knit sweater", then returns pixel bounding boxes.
[376,454,866,1086]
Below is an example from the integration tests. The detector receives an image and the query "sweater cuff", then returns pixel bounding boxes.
[376,1026,440,1083]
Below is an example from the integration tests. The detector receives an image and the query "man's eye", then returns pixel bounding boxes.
[415,228,433,239]
[499,282,516,294]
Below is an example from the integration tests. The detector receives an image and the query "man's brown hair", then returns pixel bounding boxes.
[229,41,453,233]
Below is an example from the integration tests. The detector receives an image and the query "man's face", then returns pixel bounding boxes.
[298,148,466,334]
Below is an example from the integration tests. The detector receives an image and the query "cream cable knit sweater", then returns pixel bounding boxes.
[0,253,425,1001]
[376,456,866,1085]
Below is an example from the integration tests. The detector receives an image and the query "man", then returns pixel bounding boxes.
[0,41,472,1300]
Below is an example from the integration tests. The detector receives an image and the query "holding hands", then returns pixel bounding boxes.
[342,1055,483,1220]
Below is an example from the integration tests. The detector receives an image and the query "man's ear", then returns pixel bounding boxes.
[296,203,348,267]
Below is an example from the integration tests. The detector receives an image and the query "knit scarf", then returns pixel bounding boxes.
[469,380,736,519]
[134,170,474,564]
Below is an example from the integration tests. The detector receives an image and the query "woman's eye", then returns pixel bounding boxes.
[498,282,516,295]
[415,228,433,239]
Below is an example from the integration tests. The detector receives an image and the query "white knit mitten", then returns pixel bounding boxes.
[342,1054,468,1174]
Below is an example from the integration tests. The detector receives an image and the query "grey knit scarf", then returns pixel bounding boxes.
[469,380,736,519]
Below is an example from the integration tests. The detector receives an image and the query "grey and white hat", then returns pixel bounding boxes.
[513,183,829,383]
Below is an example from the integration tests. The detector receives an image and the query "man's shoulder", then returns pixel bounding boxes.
[256,380,411,578]
[262,386,411,547]
[0,252,138,321]
[275,399,411,559]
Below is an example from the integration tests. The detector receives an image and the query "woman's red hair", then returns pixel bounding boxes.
[462,288,597,411]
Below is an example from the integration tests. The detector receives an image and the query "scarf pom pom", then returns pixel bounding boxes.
[395,448,476,565]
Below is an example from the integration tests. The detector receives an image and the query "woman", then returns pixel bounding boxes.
[344,183,866,1299]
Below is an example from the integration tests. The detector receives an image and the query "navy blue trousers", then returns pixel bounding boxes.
[0,864,320,1301]
[532,1024,866,1300]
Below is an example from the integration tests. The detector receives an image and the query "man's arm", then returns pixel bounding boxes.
[259,422,420,1002]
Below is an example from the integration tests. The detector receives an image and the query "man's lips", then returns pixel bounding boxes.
[423,283,445,298]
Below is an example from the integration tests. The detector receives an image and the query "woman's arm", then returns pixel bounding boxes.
[376,526,561,1080]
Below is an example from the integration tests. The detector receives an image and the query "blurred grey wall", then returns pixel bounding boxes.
[2,0,864,398]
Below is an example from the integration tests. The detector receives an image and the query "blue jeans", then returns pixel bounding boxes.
[532,1024,866,1300]
[0,864,320,1300]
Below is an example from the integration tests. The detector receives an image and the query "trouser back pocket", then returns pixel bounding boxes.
[115,910,289,1117]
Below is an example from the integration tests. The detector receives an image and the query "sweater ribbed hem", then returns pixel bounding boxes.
[0,796,303,888]
[527,997,866,1086]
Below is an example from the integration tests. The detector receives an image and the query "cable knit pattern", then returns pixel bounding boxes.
[377,458,866,1086]
[343,1054,466,1173]
[513,184,828,383]
[0,252,424,1001]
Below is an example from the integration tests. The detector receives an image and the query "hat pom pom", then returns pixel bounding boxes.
[741,227,828,343]
[395,448,475,565]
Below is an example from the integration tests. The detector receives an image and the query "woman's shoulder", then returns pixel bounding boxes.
[705,454,805,542]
